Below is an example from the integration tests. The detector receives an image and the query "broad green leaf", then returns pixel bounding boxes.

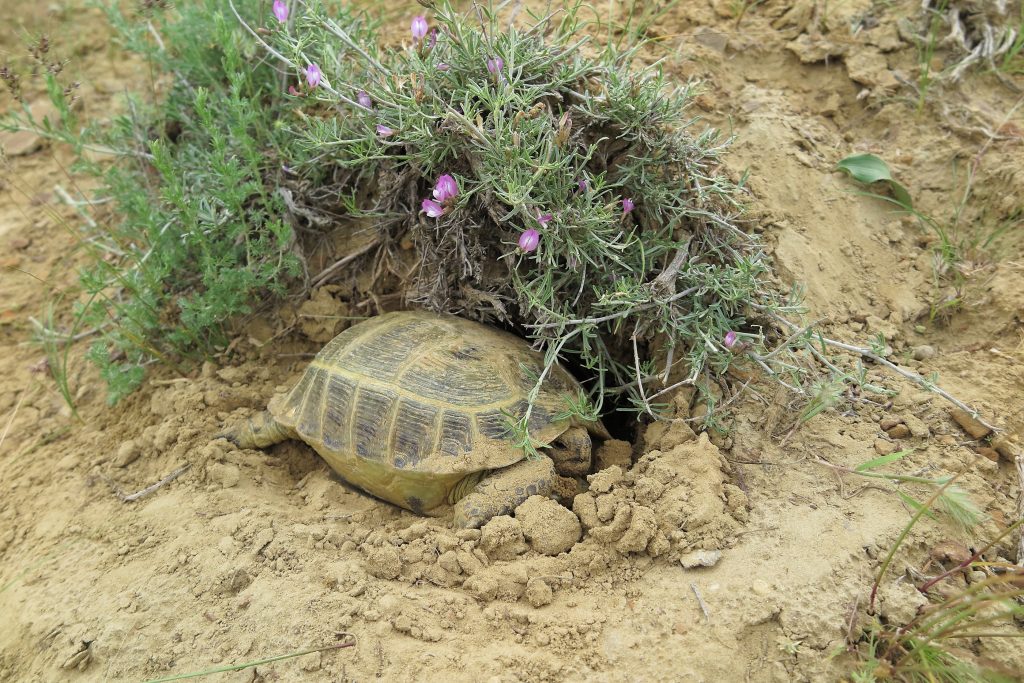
[855,449,912,472]
[836,153,913,210]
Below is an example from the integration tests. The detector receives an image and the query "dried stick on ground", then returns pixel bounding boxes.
[105,464,191,503]
[1017,455,1024,567]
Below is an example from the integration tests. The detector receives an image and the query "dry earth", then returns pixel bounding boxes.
[2,1,1023,681]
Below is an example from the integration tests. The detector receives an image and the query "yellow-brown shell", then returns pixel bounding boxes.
[269,311,584,482]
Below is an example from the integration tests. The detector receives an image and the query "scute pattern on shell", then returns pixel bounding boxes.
[269,311,579,477]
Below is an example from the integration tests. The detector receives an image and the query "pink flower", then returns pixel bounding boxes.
[272,0,289,23]
[486,57,504,74]
[422,199,445,218]
[622,197,635,215]
[433,174,459,202]
[436,62,451,72]
[536,211,553,227]
[356,90,372,109]
[305,63,321,88]
[376,124,395,137]
[411,15,429,41]
[518,229,540,253]
[724,331,738,348]
[577,178,588,193]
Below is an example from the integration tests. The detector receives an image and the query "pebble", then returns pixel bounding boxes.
[976,447,1000,463]
[880,416,903,431]
[679,549,722,569]
[886,424,911,439]
[526,578,553,608]
[874,439,897,456]
[912,345,936,361]
[949,409,992,439]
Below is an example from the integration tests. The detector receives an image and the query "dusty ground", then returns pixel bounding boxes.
[2,1,1023,681]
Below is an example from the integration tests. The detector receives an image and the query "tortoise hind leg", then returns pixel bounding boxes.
[216,410,292,449]
[452,456,556,529]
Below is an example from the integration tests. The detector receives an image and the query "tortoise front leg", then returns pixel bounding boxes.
[216,410,292,449]
[452,456,556,529]
[547,426,592,478]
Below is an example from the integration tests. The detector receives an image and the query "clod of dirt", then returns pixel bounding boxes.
[525,578,553,608]
[114,439,140,467]
[874,439,897,455]
[364,545,402,579]
[949,408,993,439]
[296,287,350,343]
[912,344,936,360]
[877,580,929,625]
[594,439,632,471]
[679,549,722,569]
[480,515,528,561]
[991,435,1021,461]
[515,496,581,556]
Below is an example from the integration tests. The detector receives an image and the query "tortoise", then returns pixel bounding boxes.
[218,310,609,528]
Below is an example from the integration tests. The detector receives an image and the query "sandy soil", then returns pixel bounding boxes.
[2,1,1023,681]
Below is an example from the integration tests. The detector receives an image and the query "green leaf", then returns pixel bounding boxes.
[855,449,912,472]
[896,490,937,520]
[836,153,914,210]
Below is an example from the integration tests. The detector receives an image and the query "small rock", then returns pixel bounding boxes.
[437,550,461,575]
[886,424,911,439]
[912,345,936,361]
[976,447,1000,463]
[114,440,141,467]
[9,237,31,250]
[874,439,897,456]
[880,416,904,431]
[399,521,431,543]
[991,436,1021,461]
[903,415,930,439]
[679,549,722,569]
[251,528,274,555]
[949,409,992,440]
[364,545,402,580]
[525,578,553,608]
[515,496,581,556]
[968,570,986,584]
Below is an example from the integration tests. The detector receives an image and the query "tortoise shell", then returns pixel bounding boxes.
[267,310,589,513]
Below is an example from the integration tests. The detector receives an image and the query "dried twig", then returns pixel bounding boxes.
[690,583,710,623]
[106,464,191,502]
[1017,455,1024,567]
[310,238,381,289]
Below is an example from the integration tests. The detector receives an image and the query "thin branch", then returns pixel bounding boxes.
[310,238,381,288]
[105,464,191,502]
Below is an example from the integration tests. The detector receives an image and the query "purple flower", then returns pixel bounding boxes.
[433,174,459,202]
[272,0,289,23]
[577,178,588,193]
[536,211,553,227]
[622,197,635,215]
[486,56,504,74]
[724,331,738,348]
[411,15,429,42]
[422,198,445,218]
[376,124,395,137]
[305,63,321,88]
[356,90,372,109]
[436,62,451,72]
[426,28,438,50]
[518,229,540,253]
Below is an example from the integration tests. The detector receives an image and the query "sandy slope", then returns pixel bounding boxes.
[2,1,1022,681]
